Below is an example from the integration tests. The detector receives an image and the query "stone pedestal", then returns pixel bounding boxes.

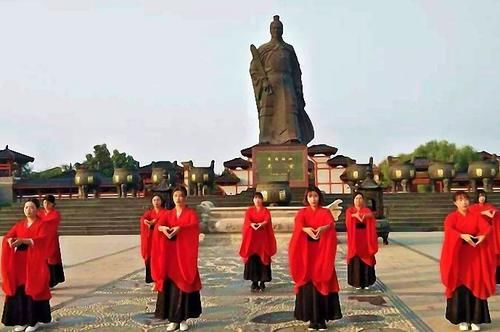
[252,144,308,187]
[0,176,14,203]
[251,144,308,205]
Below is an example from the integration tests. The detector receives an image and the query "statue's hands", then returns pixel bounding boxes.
[263,80,273,95]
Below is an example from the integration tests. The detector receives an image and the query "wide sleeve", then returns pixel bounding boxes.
[239,208,254,260]
[25,222,51,300]
[490,204,500,254]
[264,208,277,257]
[178,210,199,229]
[1,223,19,296]
[176,209,200,285]
[289,45,305,108]
[139,210,152,260]
[150,212,168,285]
[288,209,308,285]
[313,209,336,283]
[363,208,379,256]
[140,210,151,224]
[38,212,58,236]
[477,211,492,236]
[440,213,461,291]
[475,213,496,298]
[345,207,356,261]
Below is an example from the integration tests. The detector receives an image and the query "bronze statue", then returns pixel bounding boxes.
[250,15,314,145]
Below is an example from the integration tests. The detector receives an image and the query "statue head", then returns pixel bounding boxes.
[269,15,283,39]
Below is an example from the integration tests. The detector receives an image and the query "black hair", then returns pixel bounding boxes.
[452,190,470,202]
[43,194,56,206]
[253,192,264,200]
[26,198,40,209]
[302,186,325,206]
[353,191,365,201]
[151,194,165,204]
[172,186,188,197]
[475,189,487,203]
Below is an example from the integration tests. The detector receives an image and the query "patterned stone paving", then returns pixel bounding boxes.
[2,235,429,331]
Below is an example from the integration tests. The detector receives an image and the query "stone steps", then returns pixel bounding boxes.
[383,192,500,231]
[1,192,499,234]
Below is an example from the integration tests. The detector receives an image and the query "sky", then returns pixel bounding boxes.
[1,0,499,172]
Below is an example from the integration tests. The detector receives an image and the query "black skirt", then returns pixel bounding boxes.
[1,286,51,327]
[48,263,65,288]
[347,256,376,288]
[445,285,491,325]
[294,282,342,324]
[243,254,272,282]
[496,266,500,284]
[154,279,202,323]
[145,259,153,284]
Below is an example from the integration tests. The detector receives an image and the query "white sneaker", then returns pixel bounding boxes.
[14,326,27,332]
[363,286,370,290]
[458,322,469,331]
[166,322,179,331]
[25,323,40,332]
[179,321,189,331]
[355,287,361,290]
[470,323,480,331]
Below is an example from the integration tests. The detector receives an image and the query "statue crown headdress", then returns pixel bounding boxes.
[270,15,283,28]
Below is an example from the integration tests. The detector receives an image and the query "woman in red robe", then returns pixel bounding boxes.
[289,186,342,331]
[38,195,65,288]
[2,199,52,332]
[470,189,500,284]
[139,194,166,284]
[151,186,202,332]
[345,192,378,290]
[440,191,495,331]
[239,192,277,292]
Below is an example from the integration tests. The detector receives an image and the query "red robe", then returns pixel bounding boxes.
[139,208,165,262]
[470,203,500,266]
[37,209,62,265]
[239,206,277,265]
[151,207,202,293]
[440,210,495,300]
[1,219,51,301]
[288,206,339,295]
[345,206,378,266]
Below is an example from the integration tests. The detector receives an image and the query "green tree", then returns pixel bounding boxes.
[413,140,480,172]
[111,149,139,170]
[30,167,63,179]
[19,163,33,178]
[378,140,480,187]
[79,144,139,177]
[82,144,114,177]
[377,153,411,187]
[454,145,481,172]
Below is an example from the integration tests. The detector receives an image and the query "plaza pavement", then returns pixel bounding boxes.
[0,233,498,331]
